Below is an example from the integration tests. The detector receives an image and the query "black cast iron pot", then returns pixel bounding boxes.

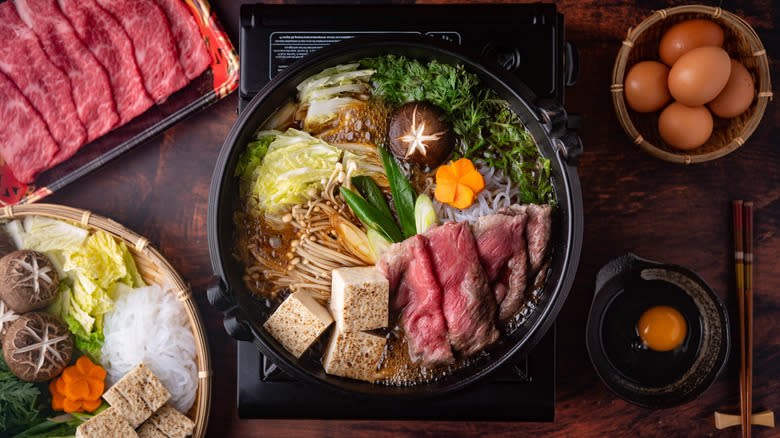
[208,35,583,398]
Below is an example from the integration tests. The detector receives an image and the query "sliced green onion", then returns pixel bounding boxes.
[379,147,417,238]
[340,187,404,243]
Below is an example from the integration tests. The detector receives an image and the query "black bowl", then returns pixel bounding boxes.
[586,253,730,409]
[208,35,584,398]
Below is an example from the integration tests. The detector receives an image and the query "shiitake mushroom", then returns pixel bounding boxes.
[3,311,73,382]
[388,101,454,167]
[0,250,59,313]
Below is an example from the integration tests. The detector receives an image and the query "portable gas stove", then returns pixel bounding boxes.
[236,3,578,421]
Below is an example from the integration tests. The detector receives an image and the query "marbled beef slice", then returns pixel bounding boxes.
[0,72,59,183]
[95,0,189,103]
[377,236,453,368]
[151,0,211,80]
[0,2,86,155]
[57,0,154,125]
[425,222,499,356]
[15,0,119,146]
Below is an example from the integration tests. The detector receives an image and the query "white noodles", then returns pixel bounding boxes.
[432,160,520,223]
[101,284,198,413]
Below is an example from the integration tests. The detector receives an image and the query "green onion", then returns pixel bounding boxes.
[379,148,417,238]
[340,187,404,243]
[351,176,394,220]
[414,194,438,234]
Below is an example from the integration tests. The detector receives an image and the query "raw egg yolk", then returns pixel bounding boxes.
[637,305,687,352]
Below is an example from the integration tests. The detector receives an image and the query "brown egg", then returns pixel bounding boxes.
[658,102,713,150]
[708,59,755,118]
[624,61,671,113]
[668,47,731,106]
[659,19,725,66]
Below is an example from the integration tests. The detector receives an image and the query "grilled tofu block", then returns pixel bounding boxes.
[263,291,333,358]
[76,407,138,438]
[323,328,385,382]
[330,267,389,331]
[137,403,195,438]
[102,363,171,428]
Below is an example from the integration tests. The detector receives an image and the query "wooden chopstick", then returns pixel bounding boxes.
[743,202,755,438]
[733,200,748,438]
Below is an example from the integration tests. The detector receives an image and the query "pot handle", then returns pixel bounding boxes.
[207,276,254,342]
[536,99,583,165]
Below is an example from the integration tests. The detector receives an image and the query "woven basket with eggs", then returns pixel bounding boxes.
[611,5,772,164]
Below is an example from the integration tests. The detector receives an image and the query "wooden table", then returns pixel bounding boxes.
[49,0,778,436]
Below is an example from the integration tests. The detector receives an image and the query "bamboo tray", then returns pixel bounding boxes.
[611,5,773,164]
[0,203,211,438]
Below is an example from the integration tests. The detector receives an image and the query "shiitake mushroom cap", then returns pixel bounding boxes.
[388,101,455,167]
[3,311,73,382]
[0,250,59,313]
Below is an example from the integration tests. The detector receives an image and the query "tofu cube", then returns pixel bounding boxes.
[137,404,195,438]
[76,407,138,438]
[330,267,389,331]
[323,328,385,382]
[102,363,170,428]
[263,292,333,358]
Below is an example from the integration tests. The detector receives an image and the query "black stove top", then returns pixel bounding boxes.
[236,2,576,421]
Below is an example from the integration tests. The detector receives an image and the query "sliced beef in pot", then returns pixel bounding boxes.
[425,222,499,357]
[471,212,530,320]
[498,204,552,273]
[377,235,453,368]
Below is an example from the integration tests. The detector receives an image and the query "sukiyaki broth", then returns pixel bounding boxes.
[234,55,555,385]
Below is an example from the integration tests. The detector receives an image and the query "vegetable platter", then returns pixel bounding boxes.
[0,203,211,438]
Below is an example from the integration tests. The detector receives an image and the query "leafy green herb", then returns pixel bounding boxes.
[11,410,104,438]
[379,148,417,238]
[0,353,42,435]
[360,55,554,205]
[340,187,404,243]
[351,176,393,220]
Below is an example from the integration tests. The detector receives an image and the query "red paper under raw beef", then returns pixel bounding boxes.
[95,0,189,103]
[151,0,211,80]
[15,0,119,147]
[0,71,59,183]
[57,0,154,125]
[0,2,86,155]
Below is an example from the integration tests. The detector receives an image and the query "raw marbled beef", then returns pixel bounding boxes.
[0,72,59,183]
[498,204,552,273]
[57,0,154,125]
[425,222,499,356]
[377,235,453,368]
[471,211,530,321]
[95,0,189,103]
[0,2,86,154]
[15,0,119,146]
[151,0,210,80]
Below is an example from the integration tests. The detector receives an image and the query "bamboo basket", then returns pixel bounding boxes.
[0,203,211,438]
[611,5,773,164]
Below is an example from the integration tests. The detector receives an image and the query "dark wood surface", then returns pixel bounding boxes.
[48,0,778,436]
